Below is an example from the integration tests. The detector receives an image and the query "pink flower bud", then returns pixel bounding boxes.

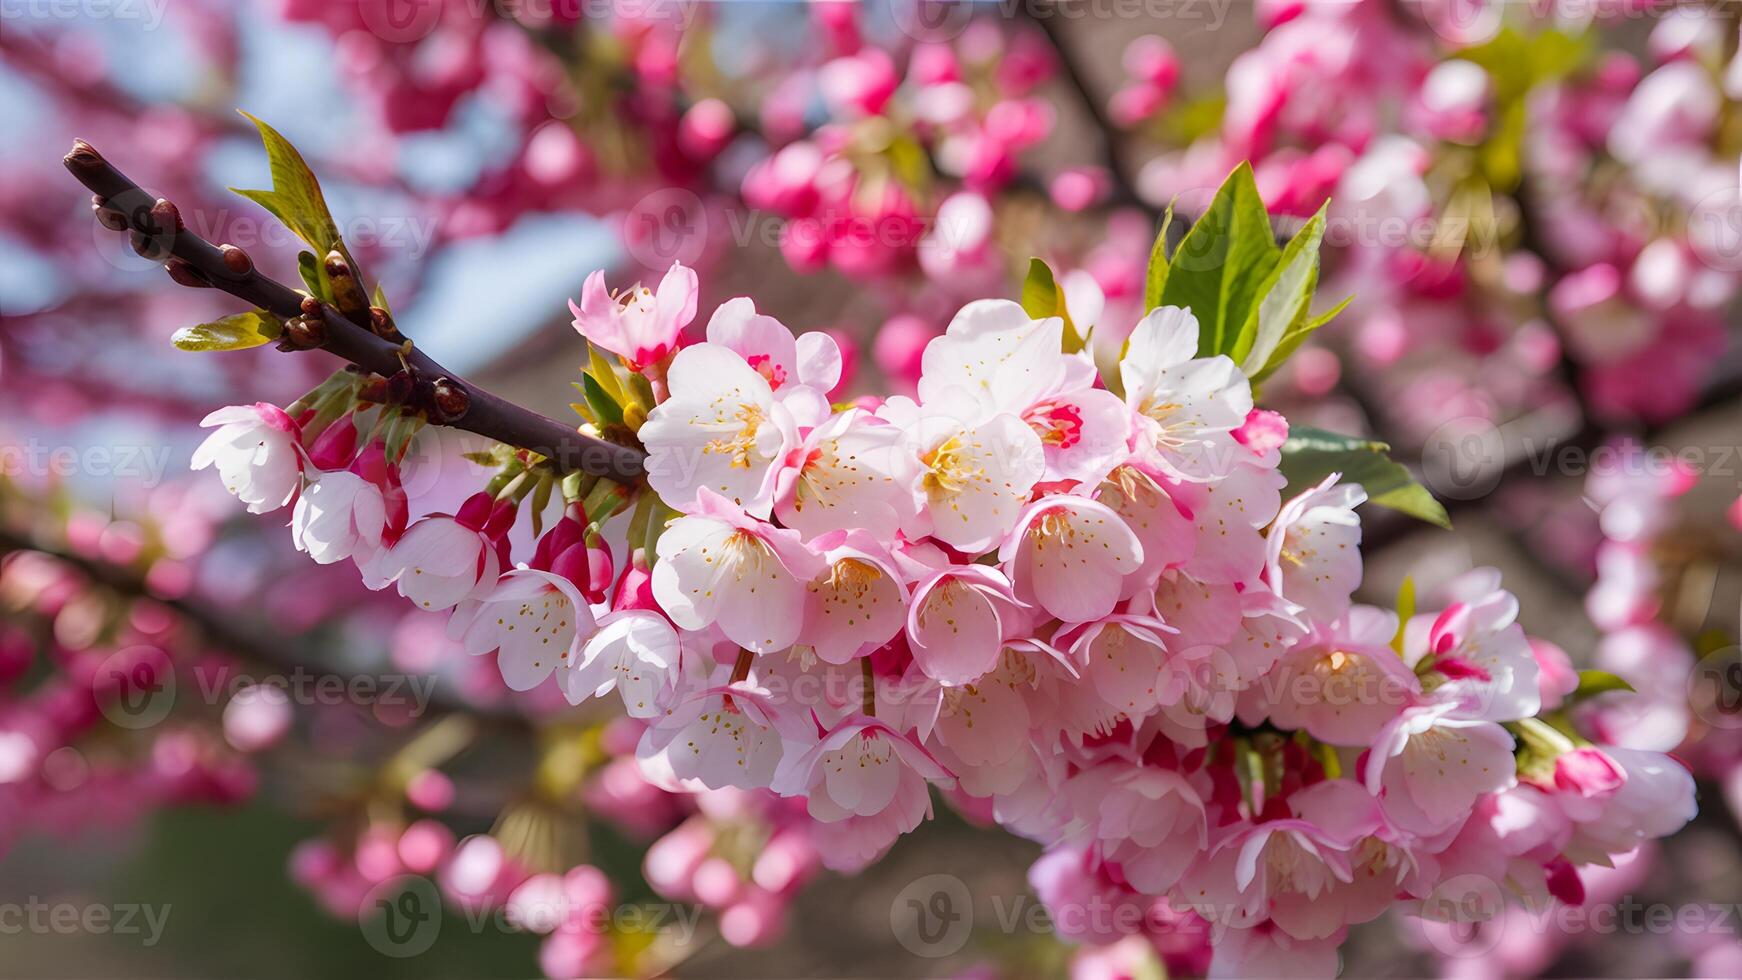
[692,856,744,907]
[872,314,935,390]
[644,820,712,900]
[397,819,456,874]
[1050,169,1107,212]
[1232,408,1289,457]
[407,768,456,811]
[1110,84,1166,127]
[1123,36,1179,91]
[678,98,737,161]
[525,121,595,188]
[584,537,614,605]
[223,683,292,752]
[455,491,495,533]
[718,888,786,947]
[611,552,658,612]
[539,927,605,979]
[819,50,898,117]
[307,415,359,470]
[1554,747,1626,799]
[910,43,960,85]
[779,219,830,273]
[288,838,342,887]
[533,517,586,571]
[1545,857,1585,905]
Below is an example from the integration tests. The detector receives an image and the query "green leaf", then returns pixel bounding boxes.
[1161,94,1226,145]
[230,111,346,257]
[1237,205,1326,373]
[1572,670,1635,700]
[885,133,932,197]
[1019,257,1061,318]
[579,374,624,427]
[1254,294,1351,384]
[1159,163,1280,359]
[1142,201,1175,314]
[172,310,282,352]
[586,344,625,405]
[643,496,675,570]
[1278,427,1452,529]
[298,250,333,304]
[528,475,554,538]
[1018,258,1085,353]
[371,282,392,316]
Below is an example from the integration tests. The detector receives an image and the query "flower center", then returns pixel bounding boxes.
[1030,508,1079,550]
[920,433,982,499]
[703,403,766,469]
[826,557,880,595]
[1023,400,1084,449]
[746,353,788,389]
[1279,528,1315,568]
[1139,398,1194,450]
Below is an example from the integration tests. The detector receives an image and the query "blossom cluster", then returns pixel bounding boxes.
[191,257,1699,975]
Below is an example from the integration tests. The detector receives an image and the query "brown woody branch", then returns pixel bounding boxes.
[62,140,647,482]
[0,522,530,728]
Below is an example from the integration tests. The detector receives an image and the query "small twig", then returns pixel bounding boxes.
[1025,6,1150,213]
[62,140,647,482]
[0,522,530,728]
[1362,371,1742,551]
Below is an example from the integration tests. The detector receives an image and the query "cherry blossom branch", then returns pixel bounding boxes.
[1362,370,1742,551]
[61,140,648,482]
[0,523,327,690]
[0,521,535,729]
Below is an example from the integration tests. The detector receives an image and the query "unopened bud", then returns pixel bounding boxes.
[220,244,253,275]
[369,306,400,340]
[300,295,323,318]
[130,230,170,260]
[148,198,182,236]
[64,140,102,171]
[165,259,210,288]
[284,316,325,349]
[431,378,470,421]
[325,250,369,316]
[91,196,128,231]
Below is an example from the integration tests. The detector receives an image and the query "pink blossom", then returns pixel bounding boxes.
[568,262,697,368]
[190,403,304,515]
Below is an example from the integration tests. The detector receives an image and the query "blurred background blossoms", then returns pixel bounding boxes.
[3,0,1742,977]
